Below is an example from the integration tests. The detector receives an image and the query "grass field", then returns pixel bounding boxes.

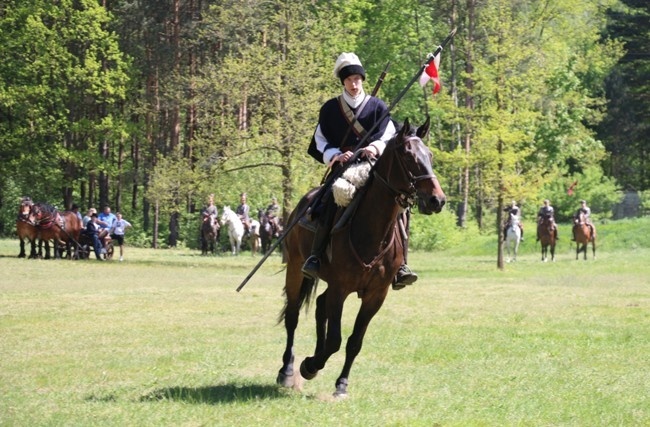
[1,222,649,426]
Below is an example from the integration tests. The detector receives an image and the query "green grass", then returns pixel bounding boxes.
[1,220,649,426]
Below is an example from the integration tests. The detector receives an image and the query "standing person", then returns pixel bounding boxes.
[236,192,251,235]
[266,196,281,237]
[573,200,594,241]
[109,212,132,262]
[536,199,558,241]
[85,213,104,261]
[302,52,417,289]
[504,200,524,241]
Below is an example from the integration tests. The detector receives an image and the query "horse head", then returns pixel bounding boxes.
[18,197,34,222]
[220,206,232,225]
[374,117,446,215]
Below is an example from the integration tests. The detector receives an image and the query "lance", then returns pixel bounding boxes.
[236,28,457,292]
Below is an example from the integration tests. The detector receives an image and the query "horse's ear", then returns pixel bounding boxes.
[416,116,430,139]
[399,118,410,138]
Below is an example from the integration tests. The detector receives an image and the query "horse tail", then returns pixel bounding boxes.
[277,276,318,325]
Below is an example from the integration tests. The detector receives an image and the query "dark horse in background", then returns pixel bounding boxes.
[200,213,220,255]
[537,213,557,262]
[29,202,82,259]
[276,118,446,398]
[258,209,282,254]
[573,212,596,260]
[16,197,38,258]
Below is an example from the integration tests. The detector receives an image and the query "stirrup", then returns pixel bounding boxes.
[301,255,320,280]
[393,265,418,290]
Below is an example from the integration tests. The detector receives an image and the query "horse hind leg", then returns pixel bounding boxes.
[300,292,345,384]
[277,275,315,390]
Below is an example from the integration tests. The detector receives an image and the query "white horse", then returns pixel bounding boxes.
[220,206,261,255]
[504,213,522,262]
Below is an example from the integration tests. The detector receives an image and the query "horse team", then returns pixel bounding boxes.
[16,197,82,260]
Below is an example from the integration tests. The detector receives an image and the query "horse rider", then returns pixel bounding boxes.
[236,192,252,235]
[536,199,558,241]
[203,194,218,228]
[573,199,595,241]
[266,196,281,237]
[301,52,417,289]
[504,200,524,241]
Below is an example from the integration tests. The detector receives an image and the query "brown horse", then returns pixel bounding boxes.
[30,203,82,259]
[258,209,282,254]
[16,197,38,258]
[276,119,446,398]
[573,212,596,260]
[537,214,557,262]
[200,214,220,255]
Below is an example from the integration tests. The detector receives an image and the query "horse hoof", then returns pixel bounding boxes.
[276,371,294,388]
[300,359,318,380]
[333,389,349,400]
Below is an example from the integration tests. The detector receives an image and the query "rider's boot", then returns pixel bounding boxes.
[394,265,418,290]
[302,224,329,280]
[393,213,417,290]
[520,226,524,242]
[302,201,335,280]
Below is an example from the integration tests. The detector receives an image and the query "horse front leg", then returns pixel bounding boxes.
[334,289,388,399]
[591,239,596,260]
[18,239,26,258]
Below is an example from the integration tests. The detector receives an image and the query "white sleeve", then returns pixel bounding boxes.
[368,119,396,157]
[315,124,342,165]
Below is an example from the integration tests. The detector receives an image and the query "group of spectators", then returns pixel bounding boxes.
[73,205,131,261]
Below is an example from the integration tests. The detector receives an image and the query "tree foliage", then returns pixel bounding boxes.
[0,0,643,248]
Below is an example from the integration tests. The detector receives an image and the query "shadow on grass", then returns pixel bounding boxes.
[139,382,288,404]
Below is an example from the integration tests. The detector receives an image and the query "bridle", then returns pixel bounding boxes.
[371,136,436,209]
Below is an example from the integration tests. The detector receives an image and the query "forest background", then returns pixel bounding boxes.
[0,0,648,250]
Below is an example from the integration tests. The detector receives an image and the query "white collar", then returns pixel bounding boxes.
[342,88,366,109]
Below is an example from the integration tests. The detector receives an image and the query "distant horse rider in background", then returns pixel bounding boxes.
[203,194,218,228]
[536,199,558,241]
[504,200,524,241]
[573,200,595,241]
[236,192,252,236]
[266,196,281,237]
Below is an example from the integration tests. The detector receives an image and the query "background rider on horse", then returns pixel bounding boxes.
[536,199,558,241]
[504,200,524,241]
[266,196,281,238]
[203,194,218,228]
[236,192,252,236]
[572,200,595,241]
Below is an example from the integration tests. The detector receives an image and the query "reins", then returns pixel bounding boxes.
[371,136,435,209]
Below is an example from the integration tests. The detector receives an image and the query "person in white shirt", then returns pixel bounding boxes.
[109,212,132,261]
